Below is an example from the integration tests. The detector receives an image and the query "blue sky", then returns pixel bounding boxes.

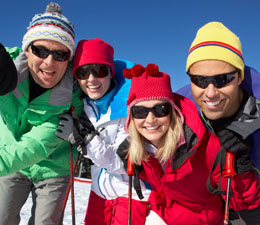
[1,0,260,91]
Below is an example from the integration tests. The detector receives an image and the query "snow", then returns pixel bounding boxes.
[20,178,91,225]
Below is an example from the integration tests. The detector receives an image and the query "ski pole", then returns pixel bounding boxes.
[127,157,134,225]
[58,151,80,225]
[70,143,76,225]
[223,151,236,225]
[58,106,78,225]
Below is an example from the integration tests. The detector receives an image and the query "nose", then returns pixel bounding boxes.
[43,54,55,65]
[145,111,156,122]
[87,73,96,81]
[204,83,219,98]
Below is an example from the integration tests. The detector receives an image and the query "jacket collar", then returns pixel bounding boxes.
[13,51,73,106]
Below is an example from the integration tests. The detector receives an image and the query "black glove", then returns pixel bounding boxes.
[216,128,252,174]
[77,113,97,145]
[56,113,85,151]
[116,138,130,171]
[216,128,249,153]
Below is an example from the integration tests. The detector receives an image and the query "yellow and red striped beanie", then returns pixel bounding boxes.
[186,22,244,80]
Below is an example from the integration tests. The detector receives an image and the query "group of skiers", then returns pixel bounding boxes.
[0,2,260,225]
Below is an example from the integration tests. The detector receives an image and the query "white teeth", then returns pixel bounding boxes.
[88,85,100,89]
[42,70,54,73]
[206,101,220,106]
[146,126,159,130]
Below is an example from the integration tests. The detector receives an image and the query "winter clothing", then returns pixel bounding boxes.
[85,191,149,225]
[22,2,75,59]
[56,112,97,153]
[0,49,82,180]
[215,126,252,175]
[73,38,115,77]
[215,128,250,154]
[176,66,260,224]
[0,46,83,225]
[84,191,107,225]
[0,5,79,225]
[104,196,149,225]
[0,172,70,225]
[117,93,260,225]
[0,43,17,95]
[177,65,260,179]
[186,21,244,79]
[81,59,151,225]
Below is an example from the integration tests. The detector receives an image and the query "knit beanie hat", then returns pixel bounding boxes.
[22,2,75,60]
[186,21,244,80]
[73,38,115,78]
[0,43,17,95]
[124,63,183,130]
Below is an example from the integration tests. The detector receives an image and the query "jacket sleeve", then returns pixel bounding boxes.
[238,205,260,224]
[210,165,260,214]
[0,115,67,176]
[228,171,260,211]
[0,44,18,95]
[229,172,260,224]
[84,117,127,174]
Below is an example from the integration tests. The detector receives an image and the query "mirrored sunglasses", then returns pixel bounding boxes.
[186,69,240,89]
[74,64,111,80]
[30,43,70,62]
[131,103,172,119]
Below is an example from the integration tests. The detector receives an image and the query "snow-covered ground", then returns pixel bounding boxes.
[20,178,91,225]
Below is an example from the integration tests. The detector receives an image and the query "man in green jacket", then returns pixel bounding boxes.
[0,2,82,225]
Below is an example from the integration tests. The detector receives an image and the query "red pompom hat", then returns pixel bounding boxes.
[124,63,184,130]
[73,38,115,78]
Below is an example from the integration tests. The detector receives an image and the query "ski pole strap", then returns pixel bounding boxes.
[206,147,226,195]
[127,158,144,199]
[117,138,145,199]
[133,174,144,200]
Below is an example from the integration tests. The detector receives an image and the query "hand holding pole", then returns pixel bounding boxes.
[223,151,236,225]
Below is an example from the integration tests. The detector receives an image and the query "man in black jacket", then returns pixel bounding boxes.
[180,21,260,225]
[0,43,17,95]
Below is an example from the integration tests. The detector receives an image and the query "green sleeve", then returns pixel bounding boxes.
[0,116,66,176]
[5,46,22,60]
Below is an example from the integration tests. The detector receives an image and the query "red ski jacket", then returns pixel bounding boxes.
[137,93,260,225]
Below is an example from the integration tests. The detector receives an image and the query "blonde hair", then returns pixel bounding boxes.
[127,107,183,165]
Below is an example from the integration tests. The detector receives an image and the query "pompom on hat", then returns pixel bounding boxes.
[73,38,115,78]
[186,21,245,80]
[22,2,75,60]
[124,63,183,130]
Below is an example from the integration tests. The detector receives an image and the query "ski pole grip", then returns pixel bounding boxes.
[224,151,236,177]
[127,158,134,176]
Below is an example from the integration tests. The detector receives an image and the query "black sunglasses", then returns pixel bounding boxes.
[30,43,70,61]
[74,64,111,80]
[187,69,240,89]
[131,103,172,119]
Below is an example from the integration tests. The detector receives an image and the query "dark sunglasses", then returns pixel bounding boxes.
[30,43,70,61]
[131,103,172,119]
[74,64,111,80]
[187,69,240,89]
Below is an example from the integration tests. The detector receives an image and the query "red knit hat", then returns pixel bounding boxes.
[73,38,115,78]
[124,63,184,130]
